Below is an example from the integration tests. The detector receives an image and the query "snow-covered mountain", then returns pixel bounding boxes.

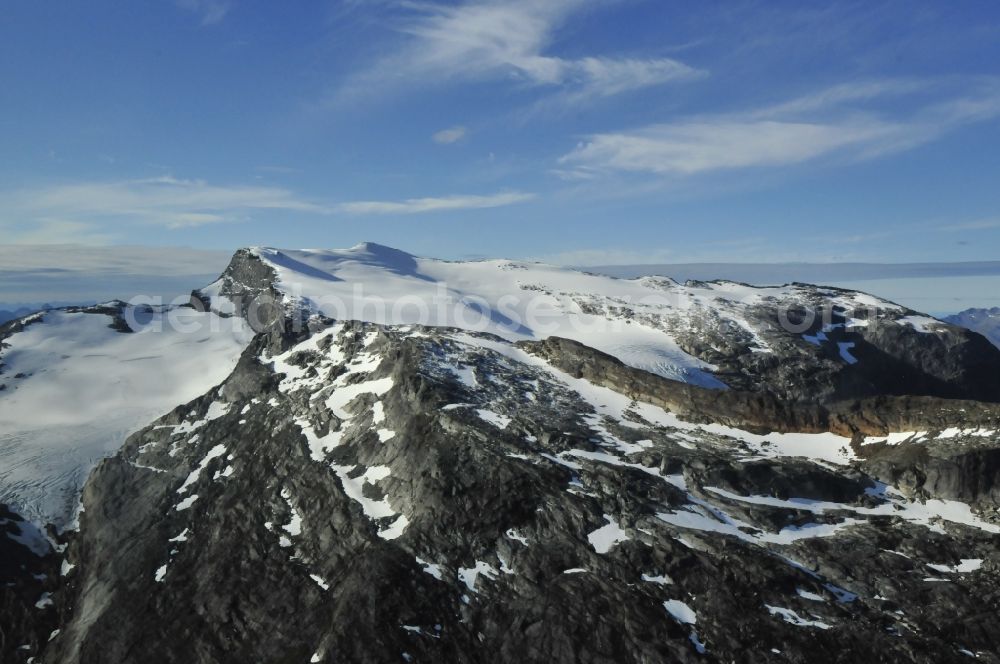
[945,307,1000,349]
[197,244,1000,402]
[3,243,1000,663]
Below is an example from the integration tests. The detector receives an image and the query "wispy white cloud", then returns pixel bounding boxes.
[753,79,929,117]
[560,120,897,176]
[432,125,468,144]
[1,176,536,242]
[558,78,1000,178]
[336,1,702,104]
[564,56,702,102]
[0,176,332,242]
[338,191,535,215]
[175,0,232,26]
[26,176,329,220]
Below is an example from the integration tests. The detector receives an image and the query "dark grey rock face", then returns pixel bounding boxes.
[853,316,1000,402]
[20,320,1000,664]
[672,295,1000,404]
[0,505,58,662]
[191,248,277,311]
[559,276,1000,404]
[190,248,289,333]
[864,439,1000,507]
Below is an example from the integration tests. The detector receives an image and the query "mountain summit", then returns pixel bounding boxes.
[197,245,1000,401]
[2,245,1000,663]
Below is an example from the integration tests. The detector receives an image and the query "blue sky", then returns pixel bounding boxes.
[2,0,1000,267]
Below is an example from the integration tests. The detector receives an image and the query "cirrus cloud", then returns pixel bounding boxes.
[338,191,535,215]
[0,175,332,243]
[0,176,537,243]
[558,78,1000,178]
[335,0,703,105]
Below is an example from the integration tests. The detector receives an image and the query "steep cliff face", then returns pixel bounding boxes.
[4,245,1000,663]
[190,248,289,334]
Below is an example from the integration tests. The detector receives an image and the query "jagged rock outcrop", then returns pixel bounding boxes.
[190,248,288,333]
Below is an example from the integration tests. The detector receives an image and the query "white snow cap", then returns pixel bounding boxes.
[231,242,902,390]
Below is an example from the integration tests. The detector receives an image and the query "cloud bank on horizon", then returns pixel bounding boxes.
[1,1,999,266]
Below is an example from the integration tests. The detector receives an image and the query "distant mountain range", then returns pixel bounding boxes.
[0,304,74,326]
[0,307,35,325]
[586,260,1000,283]
[944,307,1000,349]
